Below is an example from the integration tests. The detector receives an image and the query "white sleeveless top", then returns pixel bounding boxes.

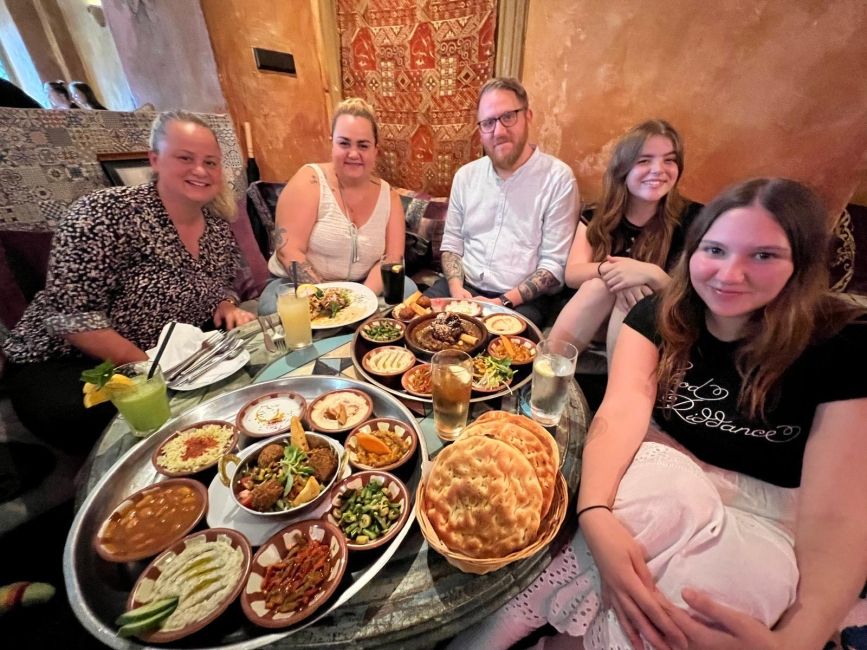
[268,163,391,281]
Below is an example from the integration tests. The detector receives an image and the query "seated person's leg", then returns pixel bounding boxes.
[548,278,616,352]
[423,276,452,298]
[6,358,114,454]
[257,277,293,315]
[403,277,419,299]
[514,300,544,328]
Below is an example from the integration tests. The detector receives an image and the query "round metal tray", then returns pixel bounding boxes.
[351,299,543,403]
[64,376,428,650]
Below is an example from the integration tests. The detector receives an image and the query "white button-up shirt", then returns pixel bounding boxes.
[440,147,579,294]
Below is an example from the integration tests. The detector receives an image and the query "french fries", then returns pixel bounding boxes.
[405,290,422,306]
[411,303,431,316]
[460,333,478,345]
[500,335,517,358]
[290,416,309,451]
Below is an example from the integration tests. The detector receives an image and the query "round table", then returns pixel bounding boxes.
[74,322,590,649]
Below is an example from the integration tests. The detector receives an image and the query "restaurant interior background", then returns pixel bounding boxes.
[1,0,865,213]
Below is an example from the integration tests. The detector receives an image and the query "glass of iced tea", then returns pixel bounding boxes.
[110,361,171,437]
[530,339,578,426]
[431,349,473,440]
[277,284,312,349]
[380,254,405,305]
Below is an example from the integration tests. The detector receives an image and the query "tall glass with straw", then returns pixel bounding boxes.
[277,262,312,349]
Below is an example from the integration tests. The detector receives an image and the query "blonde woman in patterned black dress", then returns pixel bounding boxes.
[2,110,255,451]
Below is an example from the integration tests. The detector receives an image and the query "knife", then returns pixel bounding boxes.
[169,334,237,384]
[163,332,224,382]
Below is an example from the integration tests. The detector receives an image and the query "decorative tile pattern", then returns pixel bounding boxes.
[337,0,496,196]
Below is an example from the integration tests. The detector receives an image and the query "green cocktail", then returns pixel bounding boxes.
[110,362,171,437]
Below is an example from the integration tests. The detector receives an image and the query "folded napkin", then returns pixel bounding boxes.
[146,323,242,386]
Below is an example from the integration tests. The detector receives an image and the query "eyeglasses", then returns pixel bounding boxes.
[477,108,526,134]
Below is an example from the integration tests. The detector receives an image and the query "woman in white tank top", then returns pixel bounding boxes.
[259,98,406,313]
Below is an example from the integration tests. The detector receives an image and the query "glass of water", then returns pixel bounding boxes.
[530,339,578,426]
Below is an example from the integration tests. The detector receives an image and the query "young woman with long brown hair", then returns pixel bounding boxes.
[451,178,867,650]
[549,119,699,361]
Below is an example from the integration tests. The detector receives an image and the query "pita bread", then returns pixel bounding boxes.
[425,436,542,558]
[461,420,557,517]
[475,410,560,468]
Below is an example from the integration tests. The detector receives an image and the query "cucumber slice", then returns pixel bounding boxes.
[115,596,178,626]
[117,607,175,638]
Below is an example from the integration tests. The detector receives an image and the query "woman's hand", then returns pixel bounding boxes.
[213,301,256,329]
[582,509,687,650]
[601,256,666,292]
[661,589,781,650]
[614,284,654,311]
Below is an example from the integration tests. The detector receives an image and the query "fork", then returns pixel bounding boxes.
[257,316,277,353]
[268,319,288,354]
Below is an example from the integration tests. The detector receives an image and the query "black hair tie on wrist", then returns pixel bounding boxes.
[577,504,612,519]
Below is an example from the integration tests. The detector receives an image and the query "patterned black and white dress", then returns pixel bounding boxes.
[2,182,241,363]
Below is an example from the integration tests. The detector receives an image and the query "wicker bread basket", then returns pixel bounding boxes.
[415,472,568,575]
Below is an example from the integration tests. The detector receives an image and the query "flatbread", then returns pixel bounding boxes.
[461,420,556,518]
[474,411,560,469]
[425,436,542,558]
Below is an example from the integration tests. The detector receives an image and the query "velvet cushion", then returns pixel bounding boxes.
[394,187,448,272]
[0,230,54,329]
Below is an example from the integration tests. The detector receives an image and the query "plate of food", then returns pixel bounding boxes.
[472,354,517,393]
[326,471,410,550]
[404,312,487,358]
[306,388,374,435]
[297,281,378,330]
[152,420,239,477]
[487,335,538,366]
[392,291,433,322]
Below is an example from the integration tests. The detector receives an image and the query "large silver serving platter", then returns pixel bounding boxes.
[64,376,429,650]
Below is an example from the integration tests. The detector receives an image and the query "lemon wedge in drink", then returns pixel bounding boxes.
[296,284,317,298]
[391,264,403,273]
[82,374,134,408]
[534,358,555,378]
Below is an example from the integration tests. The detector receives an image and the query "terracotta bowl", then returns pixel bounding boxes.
[403,312,488,359]
[151,420,239,477]
[125,528,251,643]
[220,431,344,518]
[361,346,416,378]
[483,312,527,337]
[326,470,410,551]
[358,317,406,345]
[306,388,374,435]
[241,519,348,628]
[442,300,483,317]
[400,363,433,398]
[235,391,307,438]
[486,335,538,367]
[345,417,418,473]
[93,478,208,563]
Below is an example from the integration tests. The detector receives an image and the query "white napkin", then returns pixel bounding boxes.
[146,323,242,386]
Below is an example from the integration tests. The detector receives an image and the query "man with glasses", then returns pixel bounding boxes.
[426,77,579,326]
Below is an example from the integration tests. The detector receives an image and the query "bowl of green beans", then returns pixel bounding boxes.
[326,471,410,551]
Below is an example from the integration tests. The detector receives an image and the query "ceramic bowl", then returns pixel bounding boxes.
[358,317,406,345]
[241,519,347,628]
[125,528,251,643]
[326,470,410,551]
[442,300,483,317]
[486,335,538,366]
[306,388,374,435]
[483,312,527,337]
[93,478,208,563]
[220,431,344,518]
[361,346,416,378]
[235,391,307,438]
[403,312,488,359]
[345,417,418,473]
[151,420,239,477]
[400,363,433,397]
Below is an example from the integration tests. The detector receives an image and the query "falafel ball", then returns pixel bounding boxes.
[307,447,338,483]
[249,478,284,511]
[257,443,284,468]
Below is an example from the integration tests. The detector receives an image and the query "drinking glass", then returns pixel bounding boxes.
[380,254,405,305]
[530,339,578,426]
[277,284,312,349]
[109,361,171,437]
[431,349,473,440]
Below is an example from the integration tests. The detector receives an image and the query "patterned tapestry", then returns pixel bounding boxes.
[336,0,496,197]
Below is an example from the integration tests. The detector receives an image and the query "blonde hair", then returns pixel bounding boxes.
[148,110,236,222]
[331,98,379,144]
[478,77,529,109]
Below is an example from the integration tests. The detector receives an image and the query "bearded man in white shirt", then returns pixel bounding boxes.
[425,77,579,326]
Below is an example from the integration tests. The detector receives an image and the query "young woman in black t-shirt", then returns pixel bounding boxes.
[550,119,696,363]
[450,179,866,650]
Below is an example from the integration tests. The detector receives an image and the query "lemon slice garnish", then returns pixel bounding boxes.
[296,284,317,298]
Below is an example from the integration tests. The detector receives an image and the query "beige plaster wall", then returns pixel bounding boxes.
[523,0,867,215]
[102,0,226,113]
[200,0,332,182]
[56,0,134,110]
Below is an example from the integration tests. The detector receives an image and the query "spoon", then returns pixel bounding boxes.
[163,332,224,382]
[172,341,246,387]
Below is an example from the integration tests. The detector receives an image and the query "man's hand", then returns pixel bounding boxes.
[213,301,256,329]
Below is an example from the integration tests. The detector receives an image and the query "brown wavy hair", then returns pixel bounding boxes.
[586,120,685,267]
[656,178,863,420]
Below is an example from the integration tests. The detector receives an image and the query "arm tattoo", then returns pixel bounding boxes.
[516,268,560,302]
[273,226,288,252]
[441,251,464,283]
[272,227,323,282]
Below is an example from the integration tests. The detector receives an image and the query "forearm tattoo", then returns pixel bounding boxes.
[516,269,560,302]
[293,261,323,283]
[441,251,464,283]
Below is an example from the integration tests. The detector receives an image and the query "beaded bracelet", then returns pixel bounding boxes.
[577,504,612,519]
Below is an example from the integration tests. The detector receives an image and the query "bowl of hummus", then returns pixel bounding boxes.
[483,312,526,337]
[306,389,374,434]
[152,420,239,477]
[235,391,307,438]
[125,527,252,643]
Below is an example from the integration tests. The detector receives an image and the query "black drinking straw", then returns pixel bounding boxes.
[292,261,299,297]
[148,321,176,379]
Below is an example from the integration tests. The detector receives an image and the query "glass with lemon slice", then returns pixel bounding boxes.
[530,339,578,426]
[380,254,405,304]
[84,361,171,437]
